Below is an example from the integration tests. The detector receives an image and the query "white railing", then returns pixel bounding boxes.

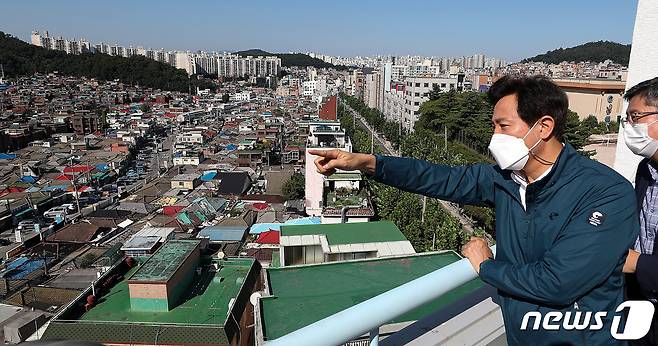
[265,246,496,346]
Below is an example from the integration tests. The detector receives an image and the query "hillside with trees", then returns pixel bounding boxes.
[523,41,631,65]
[0,32,214,92]
[235,49,349,70]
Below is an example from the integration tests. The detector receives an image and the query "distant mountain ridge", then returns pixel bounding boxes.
[234,49,348,70]
[523,41,631,65]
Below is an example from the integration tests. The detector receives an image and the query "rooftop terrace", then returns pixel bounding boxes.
[43,257,258,345]
[261,251,483,339]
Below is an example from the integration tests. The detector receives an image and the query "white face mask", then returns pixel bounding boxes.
[488,121,542,171]
[624,120,658,158]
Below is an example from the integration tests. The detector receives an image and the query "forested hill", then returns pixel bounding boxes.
[0,32,213,92]
[523,41,631,65]
[235,49,349,70]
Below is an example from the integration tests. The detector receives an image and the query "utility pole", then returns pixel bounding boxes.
[0,64,5,115]
[444,125,448,151]
[68,158,82,218]
[370,126,374,154]
[432,231,436,251]
[421,196,427,223]
[155,141,161,177]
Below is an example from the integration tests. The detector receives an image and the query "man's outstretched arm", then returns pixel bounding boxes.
[309,149,496,206]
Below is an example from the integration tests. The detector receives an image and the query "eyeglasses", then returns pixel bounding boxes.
[621,111,658,127]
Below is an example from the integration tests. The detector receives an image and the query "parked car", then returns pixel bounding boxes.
[43,204,75,219]
[101,184,118,192]
[18,219,40,231]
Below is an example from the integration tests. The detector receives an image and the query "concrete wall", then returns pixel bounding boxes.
[166,246,201,310]
[305,149,326,216]
[128,243,201,311]
[614,0,658,181]
[128,283,168,311]
[563,88,624,122]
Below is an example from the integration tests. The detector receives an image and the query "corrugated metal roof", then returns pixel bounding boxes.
[280,220,405,245]
[197,225,247,242]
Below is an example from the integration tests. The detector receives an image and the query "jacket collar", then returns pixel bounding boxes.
[494,142,575,200]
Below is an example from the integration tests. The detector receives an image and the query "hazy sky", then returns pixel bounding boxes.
[0,0,638,62]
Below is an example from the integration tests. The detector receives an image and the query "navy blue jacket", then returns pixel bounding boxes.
[369,143,639,345]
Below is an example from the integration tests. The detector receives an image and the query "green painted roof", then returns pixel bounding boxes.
[261,252,483,340]
[279,220,406,245]
[43,257,257,345]
[81,258,254,325]
[129,240,199,282]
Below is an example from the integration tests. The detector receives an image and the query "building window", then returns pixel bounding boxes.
[415,92,420,97]
[415,83,420,87]
[414,102,420,106]
[424,83,429,87]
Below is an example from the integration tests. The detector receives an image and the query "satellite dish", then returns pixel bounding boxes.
[216,251,225,260]
[250,292,262,306]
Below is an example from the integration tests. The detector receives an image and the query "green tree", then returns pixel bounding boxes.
[79,253,97,268]
[563,111,592,154]
[222,93,230,103]
[282,173,305,201]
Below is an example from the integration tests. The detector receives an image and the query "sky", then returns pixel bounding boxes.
[0,0,639,62]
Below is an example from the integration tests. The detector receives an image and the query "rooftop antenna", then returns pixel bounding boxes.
[0,64,4,84]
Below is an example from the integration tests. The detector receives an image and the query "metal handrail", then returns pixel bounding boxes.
[266,245,496,346]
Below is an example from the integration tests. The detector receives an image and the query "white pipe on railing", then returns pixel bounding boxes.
[266,246,496,346]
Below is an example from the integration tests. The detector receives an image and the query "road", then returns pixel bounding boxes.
[340,99,478,236]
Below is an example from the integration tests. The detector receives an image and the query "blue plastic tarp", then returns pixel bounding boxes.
[200,171,217,181]
[20,176,38,183]
[0,153,17,160]
[250,223,282,234]
[41,185,68,192]
[249,217,321,234]
[285,216,321,226]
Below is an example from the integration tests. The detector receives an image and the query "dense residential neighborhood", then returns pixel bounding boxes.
[0,2,647,341]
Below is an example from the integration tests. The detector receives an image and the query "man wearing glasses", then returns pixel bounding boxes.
[622,77,658,346]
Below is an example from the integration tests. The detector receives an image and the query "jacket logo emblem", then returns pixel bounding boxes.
[588,211,606,227]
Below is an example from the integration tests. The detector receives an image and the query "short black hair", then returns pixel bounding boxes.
[487,75,569,141]
[624,77,658,107]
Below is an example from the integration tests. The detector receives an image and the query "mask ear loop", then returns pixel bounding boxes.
[528,119,556,165]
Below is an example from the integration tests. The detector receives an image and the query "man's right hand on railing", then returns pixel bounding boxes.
[308,149,376,176]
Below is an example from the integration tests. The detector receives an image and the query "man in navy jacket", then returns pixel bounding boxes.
[622,77,658,346]
[310,76,638,345]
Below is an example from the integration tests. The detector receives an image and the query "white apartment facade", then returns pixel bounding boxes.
[402,76,458,131]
